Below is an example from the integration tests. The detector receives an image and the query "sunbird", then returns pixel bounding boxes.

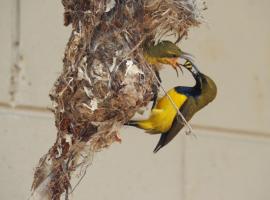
[143,40,193,109]
[143,40,192,77]
[126,61,217,153]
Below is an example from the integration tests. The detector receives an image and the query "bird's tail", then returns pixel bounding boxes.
[124,120,139,128]
[153,134,167,153]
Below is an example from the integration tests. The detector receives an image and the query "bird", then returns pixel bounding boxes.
[126,60,217,153]
[143,40,192,77]
[142,39,193,109]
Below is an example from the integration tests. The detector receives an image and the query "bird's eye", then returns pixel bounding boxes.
[171,54,178,58]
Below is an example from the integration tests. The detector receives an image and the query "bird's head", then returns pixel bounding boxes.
[154,41,182,58]
[149,41,193,60]
[144,40,193,76]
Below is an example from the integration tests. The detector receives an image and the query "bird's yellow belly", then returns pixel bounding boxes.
[152,108,178,133]
[137,89,187,133]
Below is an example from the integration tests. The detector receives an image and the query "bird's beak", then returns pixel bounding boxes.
[181,60,193,69]
[176,51,195,74]
[180,59,201,79]
[179,51,200,70]
[179,51,194,62]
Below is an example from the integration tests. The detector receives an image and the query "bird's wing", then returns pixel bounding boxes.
[151,108,163,116]
[153,97,195,153]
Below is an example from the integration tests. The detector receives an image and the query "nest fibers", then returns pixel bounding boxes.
[144,0,206,40]
[30,0,205,199]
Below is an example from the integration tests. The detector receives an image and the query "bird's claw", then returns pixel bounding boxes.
[174,66,179,77]
[114,133,122,143]
[176,63,184,75]
[172,62,184,77]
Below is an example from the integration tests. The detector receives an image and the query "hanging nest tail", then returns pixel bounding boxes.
[30,0,205,199]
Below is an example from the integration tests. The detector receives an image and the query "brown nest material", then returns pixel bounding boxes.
[30,0,205,199]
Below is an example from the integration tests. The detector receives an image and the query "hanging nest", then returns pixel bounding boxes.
[30,0,205,199]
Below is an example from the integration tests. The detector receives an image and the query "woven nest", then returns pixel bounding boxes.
[30,0,205,199]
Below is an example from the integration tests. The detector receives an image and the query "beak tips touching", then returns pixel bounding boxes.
[176,54,195,71]
[179,51,196,68]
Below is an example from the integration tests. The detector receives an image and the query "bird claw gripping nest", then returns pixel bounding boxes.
[31,0,205,199]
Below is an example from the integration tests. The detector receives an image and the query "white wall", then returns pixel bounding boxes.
[0,0,270,200]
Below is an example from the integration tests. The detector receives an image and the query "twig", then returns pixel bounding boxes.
[65,186,69,200]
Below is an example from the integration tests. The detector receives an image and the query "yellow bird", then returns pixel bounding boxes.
[126,61,217,153]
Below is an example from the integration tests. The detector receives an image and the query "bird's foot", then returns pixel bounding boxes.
[166,58,184,77]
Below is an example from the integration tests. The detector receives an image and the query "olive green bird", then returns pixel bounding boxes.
[142,40,193,108]
[143,40,192,77]
[126,61,217,153]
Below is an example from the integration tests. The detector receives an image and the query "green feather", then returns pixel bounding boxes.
[144,40,182,58]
